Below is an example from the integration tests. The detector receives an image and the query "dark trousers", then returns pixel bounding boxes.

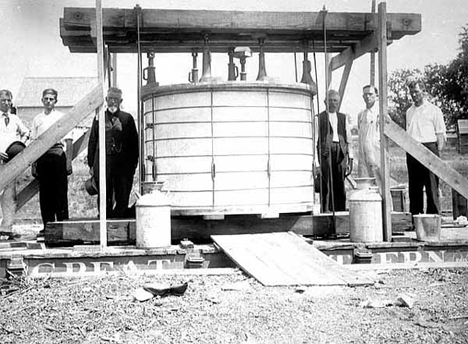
[37,152,69,227]
[94,156,135,218]
[406,142,440,215]
[320,142,346,212]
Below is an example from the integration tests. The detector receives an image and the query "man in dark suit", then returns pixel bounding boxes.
[87,87,139,218]
[316,89,353,213]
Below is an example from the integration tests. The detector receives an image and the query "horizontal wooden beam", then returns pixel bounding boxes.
[63,8,421,34]
[60,8,421,54]
[384,119,468,199]
[0,86,103,192]
[63,40,357,54]
[44,212,412,245]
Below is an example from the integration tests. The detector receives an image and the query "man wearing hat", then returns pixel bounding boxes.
[31,89,73,231]
[0,89,29,238]
[87,87,139,218]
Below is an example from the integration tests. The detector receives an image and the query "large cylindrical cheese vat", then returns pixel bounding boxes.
[141,82,316,216]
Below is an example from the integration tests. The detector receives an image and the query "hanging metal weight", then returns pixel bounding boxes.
[256,37,274,82]
[188,50,199,84]
[300,51,318,96]
[227,47,239,81]
[233,46,251,81]
[143,52,158,86]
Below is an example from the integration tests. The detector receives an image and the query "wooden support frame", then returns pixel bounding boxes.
[330,32,382,72]
[338,57,353,104]
[52,4,427,247]
[378,3,392,241]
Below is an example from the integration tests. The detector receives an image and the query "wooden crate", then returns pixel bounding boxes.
[390,187,406,212]
[452,189,468,219]
[457,119,468,154]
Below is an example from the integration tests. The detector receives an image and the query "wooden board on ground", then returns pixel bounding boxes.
[212,232,373,286]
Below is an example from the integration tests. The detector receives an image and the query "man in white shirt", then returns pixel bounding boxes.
[357,85,393,211]
[406,80,446,215]
[316,89,353,213]
[357,85,381,182]
[0,89,29,238]
[31,89,72,231]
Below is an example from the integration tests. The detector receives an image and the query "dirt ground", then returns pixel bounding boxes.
[0,267,467,344]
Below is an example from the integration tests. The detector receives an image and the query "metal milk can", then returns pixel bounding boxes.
[349,177,383,243]
[136,182,171,248]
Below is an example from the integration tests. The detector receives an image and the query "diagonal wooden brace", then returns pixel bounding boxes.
[0,85,103,192]
[384,118,468,199]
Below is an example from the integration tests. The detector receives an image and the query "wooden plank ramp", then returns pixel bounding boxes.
[212,232,373,286]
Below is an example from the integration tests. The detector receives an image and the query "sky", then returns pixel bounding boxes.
[1,0,467,120]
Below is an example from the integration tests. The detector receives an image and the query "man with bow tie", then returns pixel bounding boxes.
[0,89,29,239]
[87,87,139,218]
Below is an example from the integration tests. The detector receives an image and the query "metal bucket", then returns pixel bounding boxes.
[349,177,383,243]
[136,182,171,248]
[413,214,441,242]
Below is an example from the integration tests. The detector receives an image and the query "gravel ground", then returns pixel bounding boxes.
[0,268,467,344]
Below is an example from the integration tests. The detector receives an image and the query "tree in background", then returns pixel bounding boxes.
[443,25,468,124]
[388,24,468,129]
[387,68,421,128]
[424,63,460,127]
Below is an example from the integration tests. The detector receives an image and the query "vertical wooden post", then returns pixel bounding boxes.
[96,0,107,250]
[105,47,111,89]
[111,53,118,87]
[325,52,332,91]
[370,0,376,85]
[378,2,392,241]
[135,5,144,194]
[321,6,331,92]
